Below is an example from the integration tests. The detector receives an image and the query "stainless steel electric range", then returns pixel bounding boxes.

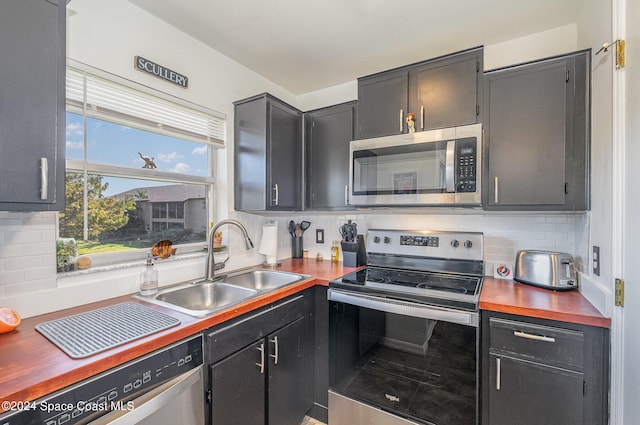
[328,229,484,425]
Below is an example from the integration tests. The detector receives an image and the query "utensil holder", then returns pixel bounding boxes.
[291,237,303,259]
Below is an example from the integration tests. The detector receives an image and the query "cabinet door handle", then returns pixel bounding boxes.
[270,336,279,365]
[496,357,501,390]
[40,158,48,201]
[494,177,499,204]
[420,106,425,130]
[344,185,349,206]
[513,331,556,343]
[273,183,279,206]
[256,343,265,374]
[399,109,404,133]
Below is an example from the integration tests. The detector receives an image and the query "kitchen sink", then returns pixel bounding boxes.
[136,268,309,317]
[222,269,307,291]
[139,282,257,317]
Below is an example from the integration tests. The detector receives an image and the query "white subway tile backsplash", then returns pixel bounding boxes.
[4,278,56,296]
[0,209,588,314]
[5,256,35,271]
[0,243,25,259]
[0,269,26,285]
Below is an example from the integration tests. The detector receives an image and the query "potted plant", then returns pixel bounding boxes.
[56,238,77,272]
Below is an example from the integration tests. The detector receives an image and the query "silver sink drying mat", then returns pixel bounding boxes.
[35,302,180,359]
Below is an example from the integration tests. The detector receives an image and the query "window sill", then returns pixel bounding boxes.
[56,250,208,279]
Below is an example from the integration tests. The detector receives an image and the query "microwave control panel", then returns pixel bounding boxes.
[456,137,477,193]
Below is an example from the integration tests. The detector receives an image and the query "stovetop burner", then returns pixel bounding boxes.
[335,266,482,311]
[330,229,485,311]
[341,267,480,294]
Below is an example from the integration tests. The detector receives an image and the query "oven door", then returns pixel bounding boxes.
[328,289,478,425]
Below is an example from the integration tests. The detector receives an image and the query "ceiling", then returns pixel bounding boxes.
[128,0,584,95]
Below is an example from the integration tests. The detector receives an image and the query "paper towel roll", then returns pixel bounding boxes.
[259,222,278,265]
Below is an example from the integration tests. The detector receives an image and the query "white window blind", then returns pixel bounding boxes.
[66,66,225,147]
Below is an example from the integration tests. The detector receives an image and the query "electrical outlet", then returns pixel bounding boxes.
[593,246,600,276]
[316,229,325,244]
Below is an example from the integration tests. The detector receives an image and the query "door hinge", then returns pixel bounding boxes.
[596,39,625,69]
[616,39,626,69]
[615,278,625,307]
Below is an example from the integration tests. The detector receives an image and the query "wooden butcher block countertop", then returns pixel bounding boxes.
[479,276,611,328]
[0,260,609,413]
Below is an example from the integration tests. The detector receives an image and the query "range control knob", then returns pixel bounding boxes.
[384,237,391,244]
[450,239,459,248]
[373,236,381,243]
[464,240,473,248]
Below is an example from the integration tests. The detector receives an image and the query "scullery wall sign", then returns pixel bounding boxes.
[134,56,189,88]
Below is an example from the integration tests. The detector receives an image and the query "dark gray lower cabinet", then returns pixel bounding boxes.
[210,339,265,425]
[488,354,584,425]
[482,311,609,425]
[206,290,315,425]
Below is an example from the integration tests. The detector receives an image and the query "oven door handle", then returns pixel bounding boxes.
[328,289,478,327]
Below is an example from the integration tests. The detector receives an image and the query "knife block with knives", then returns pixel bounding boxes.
[340,220,366,267]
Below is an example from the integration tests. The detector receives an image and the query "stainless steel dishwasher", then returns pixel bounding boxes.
[0,334,204,425]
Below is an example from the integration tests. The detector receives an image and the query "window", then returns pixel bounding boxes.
[60,62,224,268]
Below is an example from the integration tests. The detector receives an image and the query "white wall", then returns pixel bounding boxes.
[575,0,614,316]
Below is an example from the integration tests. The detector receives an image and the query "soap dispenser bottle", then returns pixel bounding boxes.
[139,252,158,296]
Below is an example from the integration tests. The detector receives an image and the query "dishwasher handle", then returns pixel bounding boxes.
[89,366,203,425]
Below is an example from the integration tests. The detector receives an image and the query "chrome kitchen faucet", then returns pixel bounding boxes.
[203,219,254,281]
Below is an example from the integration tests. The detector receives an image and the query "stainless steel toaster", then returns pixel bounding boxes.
[514,250,578,291]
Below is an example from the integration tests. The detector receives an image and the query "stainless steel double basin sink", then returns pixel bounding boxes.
[136,269,309,317]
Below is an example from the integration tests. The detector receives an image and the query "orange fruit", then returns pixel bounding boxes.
[0,307,21,334]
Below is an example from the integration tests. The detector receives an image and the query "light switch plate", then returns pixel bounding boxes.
[316,229,325,244]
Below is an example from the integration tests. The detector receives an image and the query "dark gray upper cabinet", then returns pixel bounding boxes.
[357,69,408,139]
[408,48,482,131]
[483,51,590,211]
[304,101,357,210]
[482,312,609,425]
[0,0,66,211]
[356,47,482,139]
[234,93,302,211]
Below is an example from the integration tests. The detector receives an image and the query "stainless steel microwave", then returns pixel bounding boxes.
[349,123,482,206]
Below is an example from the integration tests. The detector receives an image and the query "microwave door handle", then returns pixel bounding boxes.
[445,140,455,192]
